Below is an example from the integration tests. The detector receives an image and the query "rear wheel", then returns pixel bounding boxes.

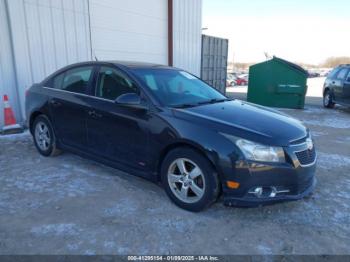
[32,115,61,157]
[161,147,220,212]
[323,90,335,108]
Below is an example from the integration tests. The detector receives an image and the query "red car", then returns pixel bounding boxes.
[236,77,248,86]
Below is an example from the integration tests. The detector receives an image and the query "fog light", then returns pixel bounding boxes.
[248,186,290,198]
[252,187,263,198]
[269,187,277,198]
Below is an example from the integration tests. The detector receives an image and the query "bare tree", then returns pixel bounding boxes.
[321,57,350,68]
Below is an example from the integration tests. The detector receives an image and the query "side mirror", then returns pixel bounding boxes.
[115,93,148,110]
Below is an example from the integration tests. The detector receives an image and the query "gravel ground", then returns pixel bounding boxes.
[0,103,350,255]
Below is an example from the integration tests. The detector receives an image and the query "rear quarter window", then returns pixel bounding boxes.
[52,73,64,89]
[62,67,93,94]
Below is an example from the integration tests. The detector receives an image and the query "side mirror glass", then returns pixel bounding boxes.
[115,93,148,110]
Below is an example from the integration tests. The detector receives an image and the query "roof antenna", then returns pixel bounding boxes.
[95,56,98,61]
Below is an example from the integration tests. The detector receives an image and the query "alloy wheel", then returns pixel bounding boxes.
[324,93,330,106]
[34,121,51,151]
[167,158,206,203]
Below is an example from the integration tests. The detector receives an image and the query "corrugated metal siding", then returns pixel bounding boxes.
[0,0,203,129]
[89,0,168,64]
[1,0,91,128]
[172,0,202,76]
[201,34,228,94]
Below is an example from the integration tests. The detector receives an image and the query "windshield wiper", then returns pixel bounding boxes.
[198,98,231,105]
[172,103,199,109]
[173,98,231,108]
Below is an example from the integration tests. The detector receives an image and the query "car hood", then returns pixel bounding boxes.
[172,100,307,146]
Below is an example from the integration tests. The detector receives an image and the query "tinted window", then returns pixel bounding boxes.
[52,73,64,89]
[336,68,349,80]
[61,66,93,94]
[328,68,340,79]
[95,67,138,100]
[131,69,226,107]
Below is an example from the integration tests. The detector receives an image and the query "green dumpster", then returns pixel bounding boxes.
[247,56,308,109]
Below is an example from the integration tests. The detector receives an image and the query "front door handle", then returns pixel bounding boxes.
[50,100,61,107]
[88,110,102,118]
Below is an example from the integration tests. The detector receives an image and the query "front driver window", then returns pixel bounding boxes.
[96,67,138,100]
[336,68,348,80]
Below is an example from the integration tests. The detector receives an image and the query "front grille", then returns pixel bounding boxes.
[295,147,316,166]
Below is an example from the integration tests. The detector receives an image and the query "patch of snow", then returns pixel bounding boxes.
[303,118,350,129]
[104,241,117,249]
[0,131,30,141]
[84,250,96,255]
[311,131,327,137]
[104,199,138,216]
[257,244,273,255]
[302,107,330,114]
[67,243,79,251]
[31,223,81,236]
[317,152,350,169]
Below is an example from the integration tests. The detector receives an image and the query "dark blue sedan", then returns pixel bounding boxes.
[26,61,316,211]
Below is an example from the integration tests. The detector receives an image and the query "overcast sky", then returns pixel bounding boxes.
[202,0,350,65]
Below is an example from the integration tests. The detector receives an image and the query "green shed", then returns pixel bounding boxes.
[247,56,308,109]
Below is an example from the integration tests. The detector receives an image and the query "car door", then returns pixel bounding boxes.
[343,70,350,104]
[48,66,94,150]
[86,66,150,171]
[333,68,348,102]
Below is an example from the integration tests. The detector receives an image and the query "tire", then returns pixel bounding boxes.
[161,147,220,212]
[323,90,335,108]
[32,115,61,157]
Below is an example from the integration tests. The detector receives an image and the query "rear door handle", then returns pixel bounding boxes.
[50,100,61,107]
[88,110,102,118]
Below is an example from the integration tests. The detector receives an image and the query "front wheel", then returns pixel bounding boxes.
[161,147,220,212]
[323,90,335,108]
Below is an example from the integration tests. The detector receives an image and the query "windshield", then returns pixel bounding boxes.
[131,68,228,107]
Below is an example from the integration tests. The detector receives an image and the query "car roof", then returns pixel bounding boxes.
[61,60,175,70]
[112,60,173,69]
[41,60,178,84]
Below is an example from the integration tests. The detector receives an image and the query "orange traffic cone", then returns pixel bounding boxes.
[2,94,22,134]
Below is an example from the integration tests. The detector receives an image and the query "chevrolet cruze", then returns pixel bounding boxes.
[26,61,316,211]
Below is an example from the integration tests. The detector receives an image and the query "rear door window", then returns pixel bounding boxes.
[61,66,93,94]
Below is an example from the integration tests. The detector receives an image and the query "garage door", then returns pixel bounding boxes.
[89,0,168,65]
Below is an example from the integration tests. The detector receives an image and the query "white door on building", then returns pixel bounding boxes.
[89,0,168,65]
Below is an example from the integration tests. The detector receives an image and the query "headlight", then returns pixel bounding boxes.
[222,134,285,163]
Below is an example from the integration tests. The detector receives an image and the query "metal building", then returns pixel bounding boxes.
[0,0,202,130]
[201,34,228,94]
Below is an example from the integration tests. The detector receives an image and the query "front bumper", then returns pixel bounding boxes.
[224,176,316,207]
[220,140,317,207]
